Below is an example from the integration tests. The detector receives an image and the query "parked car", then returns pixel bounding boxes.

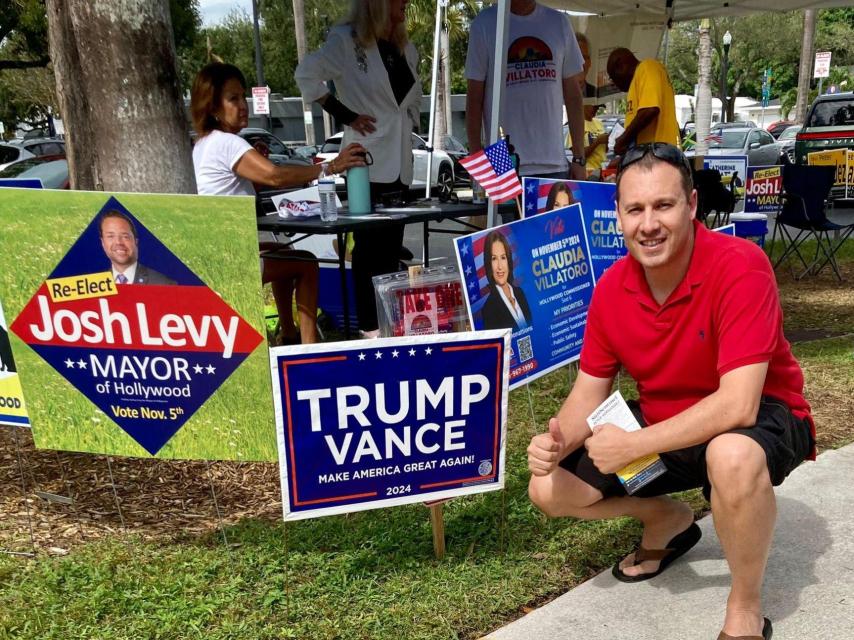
[439,134,471,184]
[599,115,625,135]
[291,144,320,163]
[766,120,797,139]
[776,124,801,163]
[13,137,66,158]
[0,155,69,189]
[315,132,455,196]
[0,142,34,171]
[687,126,780,166]
[237,128,311,167]
[794,92,854,164]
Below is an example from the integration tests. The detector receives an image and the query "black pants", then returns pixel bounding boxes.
[351,179,407,332]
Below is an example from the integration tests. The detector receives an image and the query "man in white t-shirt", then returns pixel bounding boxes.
[465,0,586,179]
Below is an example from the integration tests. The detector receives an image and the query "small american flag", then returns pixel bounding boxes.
[460,139,522,203]
[705,133,723,143]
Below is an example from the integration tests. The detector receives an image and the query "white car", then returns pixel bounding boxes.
[316,132,455,195]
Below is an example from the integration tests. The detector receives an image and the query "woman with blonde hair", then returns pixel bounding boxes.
[296,0,420,338]
[190,62,366,343]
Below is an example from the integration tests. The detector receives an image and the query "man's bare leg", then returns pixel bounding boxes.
[707,433,776,638]
[529,469,694,577]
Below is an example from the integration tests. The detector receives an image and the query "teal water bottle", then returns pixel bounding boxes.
[346,151,373,214]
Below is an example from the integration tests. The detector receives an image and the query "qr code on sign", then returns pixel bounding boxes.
[517,335,533,362]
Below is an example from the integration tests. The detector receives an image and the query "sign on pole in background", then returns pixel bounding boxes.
[270,332,510,521]
[252,86,270,115]
[814,51,832,79]
[0,189,275,461]
[455,203,595,389]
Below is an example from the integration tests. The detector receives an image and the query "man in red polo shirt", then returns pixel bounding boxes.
[527,144,813,640]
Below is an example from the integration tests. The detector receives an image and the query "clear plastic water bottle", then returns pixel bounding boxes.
[318,178,338,222]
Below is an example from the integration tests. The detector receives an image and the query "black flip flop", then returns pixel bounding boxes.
[612,521,702,583]
[716,616,772,640]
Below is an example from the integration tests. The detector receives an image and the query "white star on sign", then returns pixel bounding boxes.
[358,352,366,361]
[408,348,416,356]
[460,243,469,256]
[527,181,535,193]
[77,359,87,369]
[465,265,472,276]
[64,358,75,368]
[391,350,399,358]
[193,364,203,374]
[425,347,433,355]
[206,364,216,374]
[374,351,383,359]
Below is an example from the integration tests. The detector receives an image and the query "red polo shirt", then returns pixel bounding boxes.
[580,220,814,455]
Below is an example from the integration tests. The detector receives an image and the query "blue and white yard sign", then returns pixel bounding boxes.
[455,204,596,389]
[270,331,510,521]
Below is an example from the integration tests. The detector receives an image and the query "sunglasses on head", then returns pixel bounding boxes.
[619,143,692,175]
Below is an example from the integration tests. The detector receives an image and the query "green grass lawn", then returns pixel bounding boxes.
[1,238,852,640]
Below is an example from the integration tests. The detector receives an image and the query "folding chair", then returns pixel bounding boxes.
[769,164,854,281]
[693,168,736,229]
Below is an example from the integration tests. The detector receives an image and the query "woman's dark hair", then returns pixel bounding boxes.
[544,181,575,211]
[191,62,247,137]
[483,231,515,286]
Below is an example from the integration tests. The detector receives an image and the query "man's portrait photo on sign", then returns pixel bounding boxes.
[480,230,532,331]
[98,210,176,285]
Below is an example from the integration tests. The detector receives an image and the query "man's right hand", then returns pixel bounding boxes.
[527,418,566,476]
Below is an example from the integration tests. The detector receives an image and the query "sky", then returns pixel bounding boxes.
[198,0,254,26]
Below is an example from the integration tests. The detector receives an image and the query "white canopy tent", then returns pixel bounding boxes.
[468,0,852,226]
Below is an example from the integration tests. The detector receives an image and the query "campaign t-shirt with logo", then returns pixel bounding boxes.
[625,59,680,147]
[466,4,584,176]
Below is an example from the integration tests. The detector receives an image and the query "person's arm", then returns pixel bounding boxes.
[584,132,610,158]
[613,107,659,156]
[466,79,486,154]
[585,361,768,474]
[528,370,614,476]
[562,76,586,179]
[233,142,367,189]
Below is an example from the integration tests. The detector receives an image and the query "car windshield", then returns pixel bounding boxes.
[320,138,341,154]
[0,157,43,176]
[808,100,854,127]
[709,131,747,149]
[778,127,800,140]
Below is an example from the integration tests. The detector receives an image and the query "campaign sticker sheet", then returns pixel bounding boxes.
[0,298,29,427]
[744,166,783,214]
[455,203,595,389]
[703,155,748,199]
[523,177,625,281]
[0,188,274,460]
[270,332,510,521]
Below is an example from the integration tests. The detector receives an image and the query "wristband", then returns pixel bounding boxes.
[570,156,586,166]
[321,95,358,126]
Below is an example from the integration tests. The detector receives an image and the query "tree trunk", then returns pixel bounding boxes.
[45,0,195,193]
[694,19,713,158]
[291,0,315,145]
[795,9,816,123]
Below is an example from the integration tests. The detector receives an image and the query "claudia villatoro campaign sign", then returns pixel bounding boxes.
[270,332,510,520]
[522,178,625,281]
[0,188,274,460]
[454,203,596,389]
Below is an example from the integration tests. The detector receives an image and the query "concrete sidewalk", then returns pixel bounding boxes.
[485,444,854,639]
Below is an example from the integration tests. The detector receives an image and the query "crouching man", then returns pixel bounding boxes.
[527,143,814,640]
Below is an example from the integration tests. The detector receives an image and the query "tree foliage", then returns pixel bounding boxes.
[665,8,854,119]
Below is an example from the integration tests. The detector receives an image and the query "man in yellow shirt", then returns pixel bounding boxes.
[607,48,679,156]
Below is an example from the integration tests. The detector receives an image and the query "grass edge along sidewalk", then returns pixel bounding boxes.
[1,332,852,640]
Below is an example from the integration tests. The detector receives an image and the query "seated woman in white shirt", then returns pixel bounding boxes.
[480,230,532,332]
[190,62,366,343]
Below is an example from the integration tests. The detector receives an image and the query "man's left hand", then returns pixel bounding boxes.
[584,423,638,474]
[569,162,586,180]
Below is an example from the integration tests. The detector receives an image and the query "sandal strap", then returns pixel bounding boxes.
[633,545,674,564]
[717,633,764,640]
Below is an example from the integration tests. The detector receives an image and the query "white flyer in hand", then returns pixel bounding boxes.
[608,122,625,153]
[586,391,667,494]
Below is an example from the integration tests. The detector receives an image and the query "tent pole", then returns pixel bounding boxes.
[487,0,512,229]
[425,0,446,201]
